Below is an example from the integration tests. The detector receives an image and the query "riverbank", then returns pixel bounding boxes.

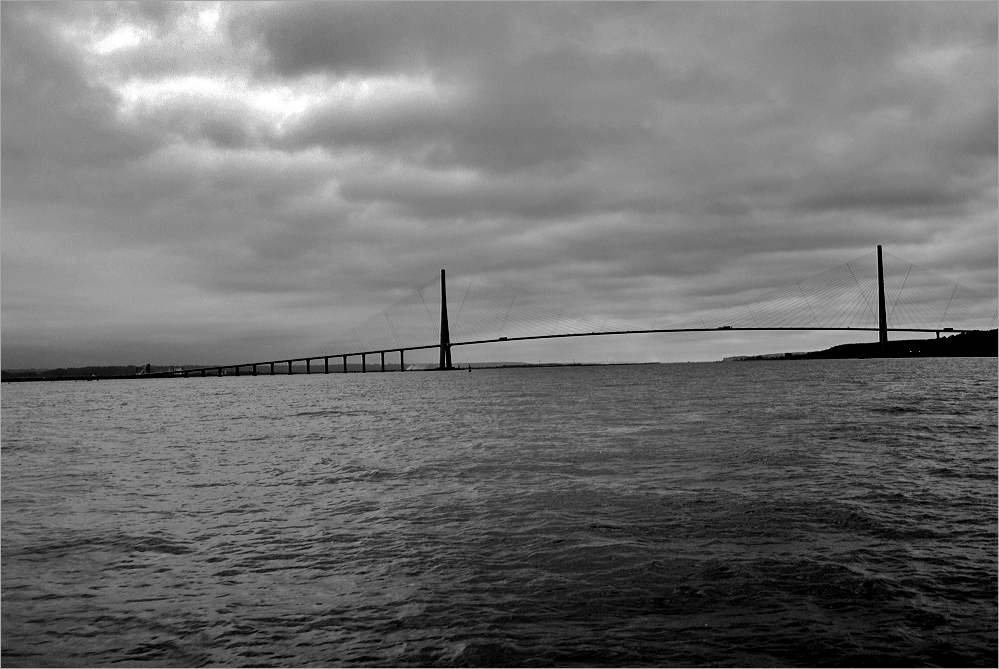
[727,329,996,361]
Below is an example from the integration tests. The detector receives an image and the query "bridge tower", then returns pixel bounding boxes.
[877,244,888,350]
[438,269,453,369]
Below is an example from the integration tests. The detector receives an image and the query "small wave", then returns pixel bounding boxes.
[128,535,193,555]
[294,409,344,418]
[447,640,533,667]
[11,531,193,560]
[817,504,947,541]
[871,405,923,414]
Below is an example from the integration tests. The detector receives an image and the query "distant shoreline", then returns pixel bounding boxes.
[725,329,997,362]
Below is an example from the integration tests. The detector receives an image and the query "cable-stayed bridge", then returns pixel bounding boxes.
[165,246,997,377]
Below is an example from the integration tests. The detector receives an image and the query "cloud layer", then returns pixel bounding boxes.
[3,1,996,367]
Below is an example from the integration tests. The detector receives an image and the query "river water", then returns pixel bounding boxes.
[2,358,996,667]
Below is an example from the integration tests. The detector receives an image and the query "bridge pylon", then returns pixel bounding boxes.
[438,269,453,370]
[877,244,888,350]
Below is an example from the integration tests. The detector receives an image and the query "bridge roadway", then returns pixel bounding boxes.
[147,326,973,377]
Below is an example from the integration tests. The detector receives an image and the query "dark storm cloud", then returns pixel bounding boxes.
[250,1,515,78]
[252,2,664,174]
[279,49,664,176]
[0,4,158,172]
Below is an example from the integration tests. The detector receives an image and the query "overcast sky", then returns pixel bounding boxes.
[2,1,997,368]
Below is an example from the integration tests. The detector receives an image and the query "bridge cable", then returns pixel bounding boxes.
[888,263,911,324]
[417,285,438,339]
[384,312,401,349]
[940,285,959,329]
[454,282,472,331]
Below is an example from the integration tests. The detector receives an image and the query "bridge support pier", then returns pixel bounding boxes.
[270,362,275,375]
[252,364,257,376]
[201,369,206,377]
[217,367,223,377]
[381,351,385,372]
[438,269,453,370]
[362,354,366,373]
[235,366,240,376]
[342,355,347,373]
[400,349,405,371]
[288,361,293,375]
[877,244,888,351]
[324,357,329,374]
[306,359,311,374]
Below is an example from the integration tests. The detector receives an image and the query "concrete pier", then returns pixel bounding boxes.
[877,244,888,350]
[439,269,452,369]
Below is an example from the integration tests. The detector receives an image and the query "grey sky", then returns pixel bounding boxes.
[2,1,996,368]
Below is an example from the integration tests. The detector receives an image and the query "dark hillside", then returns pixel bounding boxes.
[784,329,996,360]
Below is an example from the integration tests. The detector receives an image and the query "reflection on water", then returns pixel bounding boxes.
[2,358,996,666]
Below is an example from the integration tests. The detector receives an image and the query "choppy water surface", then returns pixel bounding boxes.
[2,358,996,667]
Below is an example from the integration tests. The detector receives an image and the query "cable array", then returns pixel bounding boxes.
[316,277,442,357]
[669,252,882,330]
[667,250,996,332]
[448,283,634,343]
[880,251,996,331]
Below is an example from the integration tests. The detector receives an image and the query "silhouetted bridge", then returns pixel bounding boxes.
[153,245,997,377]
